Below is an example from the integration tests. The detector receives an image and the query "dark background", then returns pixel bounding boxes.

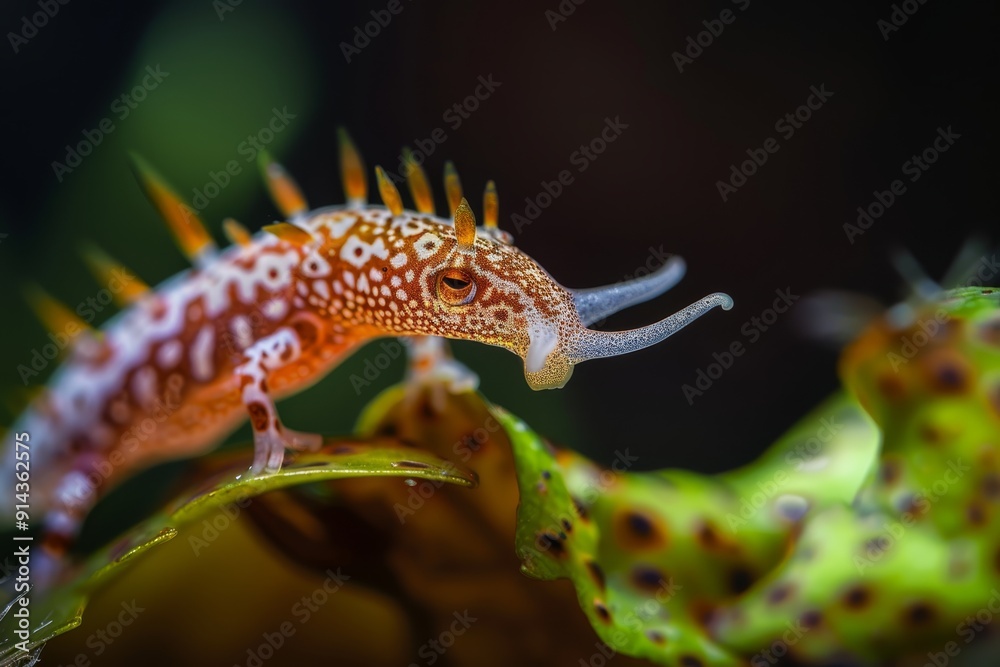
[0,0,995,522]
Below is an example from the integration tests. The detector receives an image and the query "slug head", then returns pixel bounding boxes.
[318,197,732,390]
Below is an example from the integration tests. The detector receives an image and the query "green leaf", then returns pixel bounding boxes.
[0,442,475,663]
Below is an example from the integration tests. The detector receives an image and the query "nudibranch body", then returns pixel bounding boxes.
[3,132,731,567]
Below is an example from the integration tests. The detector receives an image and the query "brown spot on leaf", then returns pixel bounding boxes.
[880,459,902,485]
[729,567,754,595]
[614,509,665,551]
[696,520,721,550]
[537,531,567,559]
[767,582,795,605]
[967,503,987,527]
[983,473,1000,500]
[922,351,971,395]
[843,585,872,610]
[593,600,611,623]
[904,601,936,627]
[978,316,1000,346]
[586,561,606,591]
[801,610,822,629]
[631,565,666,592]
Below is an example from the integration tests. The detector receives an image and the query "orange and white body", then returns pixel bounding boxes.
[2,132,732,580]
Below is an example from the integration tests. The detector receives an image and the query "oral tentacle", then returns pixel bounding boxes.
[567,291,734,362]
[570,255,687,326]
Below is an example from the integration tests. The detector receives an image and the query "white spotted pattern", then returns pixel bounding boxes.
[190,325,215,381]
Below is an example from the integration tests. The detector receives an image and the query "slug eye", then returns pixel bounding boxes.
[436,268,476,306]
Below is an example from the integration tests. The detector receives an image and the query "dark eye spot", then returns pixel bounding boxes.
[308,262,318,272]
[442,276,469,290]
[381,266,387,272]
[354,247,364,257]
